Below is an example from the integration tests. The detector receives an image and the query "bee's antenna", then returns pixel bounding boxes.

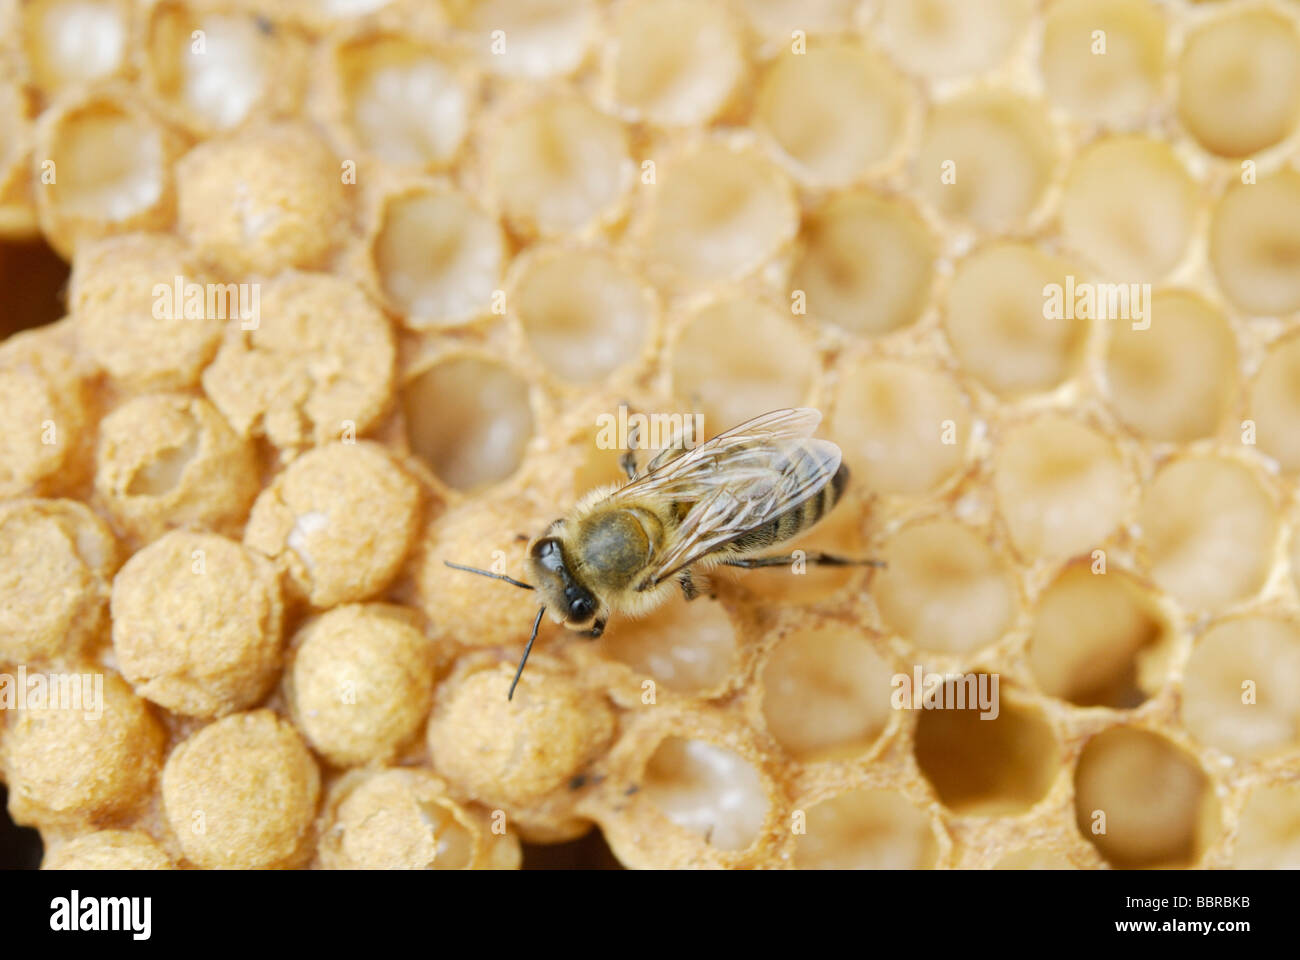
[444,560,535,590]
[509,607,546,701]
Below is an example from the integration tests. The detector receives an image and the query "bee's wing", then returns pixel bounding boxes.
[607,408,842,587]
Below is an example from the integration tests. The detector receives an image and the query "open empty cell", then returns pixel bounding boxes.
[1060,136,1197,282]
[1028,563,1173,708]
[607,0,744,127]
[944,243,1087,395]
[640,143,797,285]
[794,789,940,869]
[877,0,1032,79]
[513,248,652,383]
[790,189,936,337]
[372,188,503,328]
[993,848,1076,869]
[669,297,818,433]
[738,0,856,41]
[447,0,596,78]
[759,626,894,762]
[1039,0,1167,126]
[1210,170,1300,318]
[755,41,910,187]
[830,359,970,497]
[875,519,1018,655]
[1177,9,1300,158]
[21,0,128,95]
[147,5,284,134]
[335,36,468,168]
[1104,291,1237,444]
[914,697,1060,817]
[601,592,737,695]
[1072,727,1220,869]
[402,356,533,491]
[1138,457,1277,612]
[491,96,629,237]
[1182,616,1300,759]
[641,737,768,852]
[1250,334,1300,472]
[993,416,1131,561]
[1232,784,1300,869]
[37,96,173,256]
[912,92,1057,231]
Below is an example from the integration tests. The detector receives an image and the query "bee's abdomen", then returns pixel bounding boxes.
[729,457,850,555]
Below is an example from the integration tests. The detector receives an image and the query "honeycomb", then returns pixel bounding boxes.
[1,0,1299,871]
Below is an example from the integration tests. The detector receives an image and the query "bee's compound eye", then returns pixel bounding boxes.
[569,596,594,620]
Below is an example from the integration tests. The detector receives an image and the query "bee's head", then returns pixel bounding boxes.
[526,535,603,634]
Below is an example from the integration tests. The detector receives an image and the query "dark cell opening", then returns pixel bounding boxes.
[522,826,624,870]
[0,235,70,341]
[0,784,43,869]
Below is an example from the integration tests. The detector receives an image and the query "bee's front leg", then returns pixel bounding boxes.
[582,619,606,639]
[678,570,699,601]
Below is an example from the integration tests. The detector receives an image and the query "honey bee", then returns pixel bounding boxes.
[446,408,880,698]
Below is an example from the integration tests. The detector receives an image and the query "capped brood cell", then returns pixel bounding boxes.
[200,270,396,453]
[176,121,350,276]
[93,393,260,545]
[70,232,223,391]
[161,709,320,869]
[0,498,117,665]
[244,441,421,607]
[41,829,173,870]
[4,671,165,827]
[285,603,436,766]
[111,529,285,718]
[318,767,520,869]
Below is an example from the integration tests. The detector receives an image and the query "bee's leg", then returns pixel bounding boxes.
[619,417,641,480]
[581,618,606,639]
[723,552,886,569]
[678,570,699,601]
